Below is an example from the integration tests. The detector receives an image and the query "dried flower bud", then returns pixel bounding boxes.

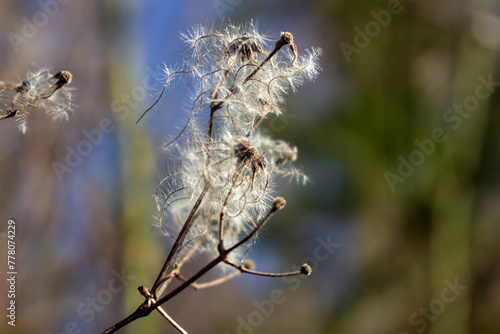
[272,197,287,211]
[301,264,312,276]
[280,32,294,46]
[53,71,72,84]
[243,259,255,270]
[277,32,298,65]
[234,137,259,164]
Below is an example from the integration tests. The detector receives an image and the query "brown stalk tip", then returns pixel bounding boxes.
[243,259,255,270]
[280,32,294,45]
[272,197,286,211]
[301,264,312,276]
[53,71,73,85]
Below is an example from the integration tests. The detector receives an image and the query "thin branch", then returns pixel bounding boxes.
[157,306,189,334]
[242,32,295,85]
[101,197,289,334]
[226,197,286,254]
[225,259,311,277]
[101,300,152,334]
[151,183,209,298]
[218,161,250,247]
[153,254,224,308]
[0,109,17,121]
[136,33,226,124]
[100,257,224,334]
[175,268,242,290]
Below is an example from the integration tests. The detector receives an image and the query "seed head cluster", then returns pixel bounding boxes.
[154,22,321,270]
[0,68,73,133]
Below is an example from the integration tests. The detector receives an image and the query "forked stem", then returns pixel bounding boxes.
[101,197,312,334]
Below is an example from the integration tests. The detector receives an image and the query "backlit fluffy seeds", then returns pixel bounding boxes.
[103,22,323,333]
[0,68,74,133]
[151,22,321,271]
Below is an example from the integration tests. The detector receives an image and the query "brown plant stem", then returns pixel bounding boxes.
[138,286,189,334]
[156,306,188,334]
[218,160,251,246]
[151,183,209,298]
[242,32,295,85]
[225,259,310,277]
[175,262,246,291]
[101,197,309,334]
[0,110,17,121]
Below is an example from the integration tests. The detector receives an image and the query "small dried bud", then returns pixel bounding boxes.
[280,32,294,46]
[243,259,255,270]
[301,264,312,276]
[248,147,259,158]
[234,137,259,164]
[53,71,73,85]
[137,286,151,297]
[272,197,286,211]
[277,32,297,65]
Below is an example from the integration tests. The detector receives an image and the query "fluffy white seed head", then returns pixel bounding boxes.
[157,22,321,141]
[153,22,320,271]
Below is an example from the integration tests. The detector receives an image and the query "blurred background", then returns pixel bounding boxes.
[1,0,499,333]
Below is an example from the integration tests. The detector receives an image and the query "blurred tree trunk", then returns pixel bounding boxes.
[104,1,160,333]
